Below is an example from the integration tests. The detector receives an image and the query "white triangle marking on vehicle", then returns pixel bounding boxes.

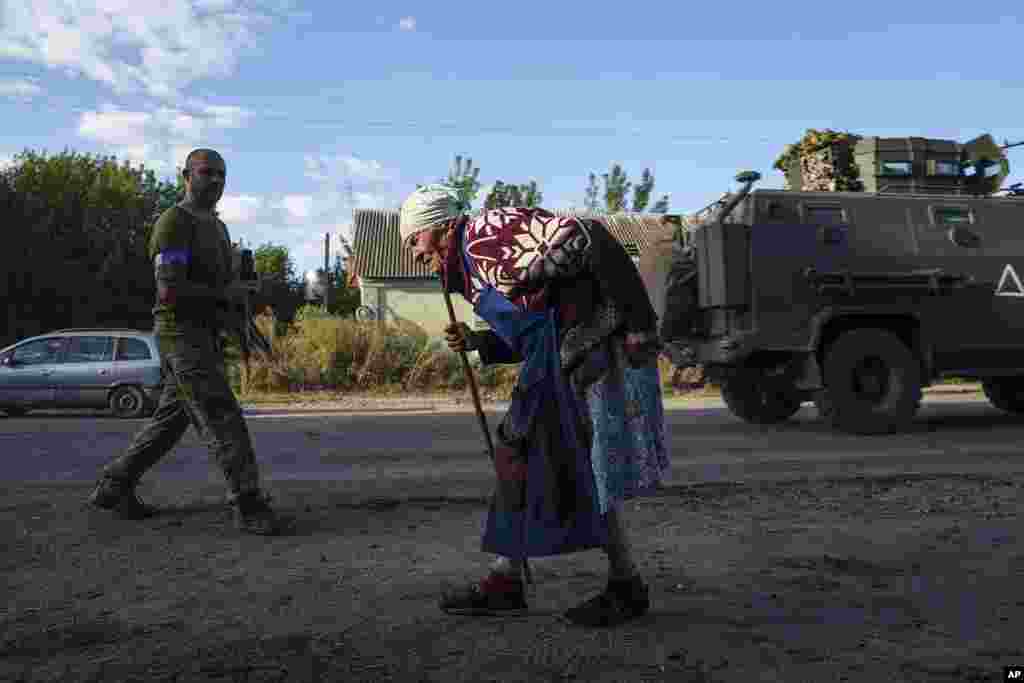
[995,264,1024,297]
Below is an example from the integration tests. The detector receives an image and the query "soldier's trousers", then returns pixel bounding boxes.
[102,329,261,501]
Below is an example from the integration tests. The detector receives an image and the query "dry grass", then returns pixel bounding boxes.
[227,307,716,402]
[231,310,522,399]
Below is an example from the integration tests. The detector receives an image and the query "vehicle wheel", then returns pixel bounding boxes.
[720,368,804,425]
[2,406,28,417]
[981,378,1024,414]
[110,386,148,419]
[821,328,921,435]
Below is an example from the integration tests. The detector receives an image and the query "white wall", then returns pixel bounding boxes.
[359,279,486,338]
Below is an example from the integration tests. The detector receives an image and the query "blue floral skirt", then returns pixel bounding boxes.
[580,347,670,515]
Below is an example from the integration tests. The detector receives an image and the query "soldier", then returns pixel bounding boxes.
[87,148,285,535]
[401,185,670,627]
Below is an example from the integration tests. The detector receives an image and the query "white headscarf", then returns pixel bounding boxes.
[399,184,465,244]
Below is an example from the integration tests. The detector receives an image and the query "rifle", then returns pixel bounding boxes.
[235,249,273,369]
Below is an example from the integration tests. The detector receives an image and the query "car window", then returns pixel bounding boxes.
[62,336,114,363]
[879,161,913,176]
[11,338,66,365]
[116,338,153,361]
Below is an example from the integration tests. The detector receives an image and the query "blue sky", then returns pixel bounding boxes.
[1,1,1022,279]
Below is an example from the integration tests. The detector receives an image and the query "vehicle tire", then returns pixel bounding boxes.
[981,378,1024,414]
[2,406,28,417]
[110,386,148,419]
[812,392,832,420]
[820,328,922,435]
[720,368,804,425]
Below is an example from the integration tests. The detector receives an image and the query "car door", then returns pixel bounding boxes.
[52,335,116,408]
[0,337,67,406]
[113,336,162,394]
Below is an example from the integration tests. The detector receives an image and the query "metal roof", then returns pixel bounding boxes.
[350,208,678,281]
[349,209,438,281]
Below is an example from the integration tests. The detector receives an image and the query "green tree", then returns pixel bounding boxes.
[603,163,632,213]
[583,173,601,211]
[445,154,481,211]
[0,148,181,346]
[634,168,671,214]
[327,251,361,318]
[416,154,482,211]
[585,164,671,213]
[250,243,305,326]
[483,179,544,210]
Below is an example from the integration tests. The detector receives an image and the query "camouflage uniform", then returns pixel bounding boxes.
[99,202,262,504]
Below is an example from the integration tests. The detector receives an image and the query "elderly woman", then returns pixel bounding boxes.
[400,184,670,627]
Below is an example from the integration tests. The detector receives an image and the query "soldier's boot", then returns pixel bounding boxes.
[232,491,286,535]
[87,476,158,519]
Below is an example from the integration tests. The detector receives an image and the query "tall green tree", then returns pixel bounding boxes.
[416,154,482,211]
[0,148,181,346]
[328,251,361,318]
[483,179,544,210]
[584,173,601,211]
[585,164,671,213]
[603,164,632,213]
[251,243,305,325]
[444,154,481,211]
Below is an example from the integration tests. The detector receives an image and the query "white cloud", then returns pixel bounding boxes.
[277,194,314,221]
[76,101,250,172]
[398,16,416,32]
[207,152,406,275]
[303,154,392,185]
[218,194,266,223]
[0,78,43,99]
[0,1,290,98]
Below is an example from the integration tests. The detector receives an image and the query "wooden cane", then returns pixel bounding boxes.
[439,264,534,586]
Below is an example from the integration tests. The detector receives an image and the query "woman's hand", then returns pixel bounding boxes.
[445,322,479,353]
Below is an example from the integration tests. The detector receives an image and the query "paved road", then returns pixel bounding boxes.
[3,394,1024,682]
[3,394,1021,489]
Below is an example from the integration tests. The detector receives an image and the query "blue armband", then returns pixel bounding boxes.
[154,249,190,266]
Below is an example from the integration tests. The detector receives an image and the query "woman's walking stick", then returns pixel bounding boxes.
[439,267,533,586]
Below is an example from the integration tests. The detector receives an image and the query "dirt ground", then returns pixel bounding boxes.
[2,468,1022,683]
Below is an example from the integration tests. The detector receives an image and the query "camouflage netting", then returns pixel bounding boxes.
[774,128,864,192]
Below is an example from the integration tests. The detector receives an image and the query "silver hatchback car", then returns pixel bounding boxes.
[0,329,162,418]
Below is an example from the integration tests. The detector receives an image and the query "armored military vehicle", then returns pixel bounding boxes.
[641,133,1024,434]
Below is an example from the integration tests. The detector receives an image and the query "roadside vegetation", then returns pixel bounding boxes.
[223,305,710,403]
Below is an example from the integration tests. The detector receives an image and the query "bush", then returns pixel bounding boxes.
[229,313,703,400]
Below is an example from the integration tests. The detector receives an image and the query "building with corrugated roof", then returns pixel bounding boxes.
[348,208,678,337]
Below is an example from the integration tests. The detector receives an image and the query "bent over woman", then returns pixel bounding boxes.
[400,185,670,627]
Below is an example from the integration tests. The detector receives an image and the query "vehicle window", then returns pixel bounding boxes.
[932,206,973,226]
[962,160,1004,178]
[11,338,66,365]
[879,161,913,176]
[116,338,153,361]
[804,206,846,225]
[927,160,961,177]
[63,336,114,363]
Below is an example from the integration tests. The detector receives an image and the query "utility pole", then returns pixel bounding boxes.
[323,232,331,311]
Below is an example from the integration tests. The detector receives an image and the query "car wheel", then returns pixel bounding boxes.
[2,406,28,417]
[110,386,148,419]
[719,367,804,425]
[821,328,922,435]
[981,378,1024,414]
